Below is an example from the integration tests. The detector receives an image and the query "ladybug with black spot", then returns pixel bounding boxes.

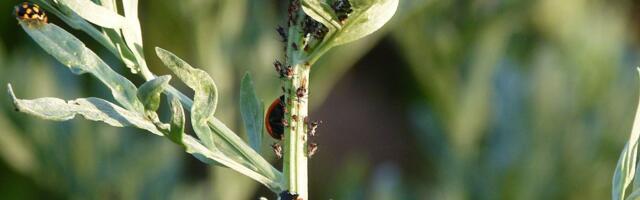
[14,2,48,25]
[265,95,286,140]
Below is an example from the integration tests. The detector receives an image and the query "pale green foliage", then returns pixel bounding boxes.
[168,95,185,146]
[240,73,265,152]
[59,0,126,28]
[302,0,398,54]
[155,47,218,149]
[8,85,161,135]
[8,0,397,196]
[612,69,640,200]
[121,0,146,74]
[20,22,143,113]
[31,0,139,72]
[137,75,172,112]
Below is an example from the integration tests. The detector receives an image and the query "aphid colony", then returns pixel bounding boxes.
[268,0,353,159]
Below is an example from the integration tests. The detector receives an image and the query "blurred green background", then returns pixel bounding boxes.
[0,0,639,199]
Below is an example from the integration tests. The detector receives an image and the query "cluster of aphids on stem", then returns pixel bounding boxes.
[267,0,353,160]
[274,0,354,70]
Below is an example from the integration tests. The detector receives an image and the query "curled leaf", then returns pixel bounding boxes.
[137,75,171,112]
[155,47,218,149]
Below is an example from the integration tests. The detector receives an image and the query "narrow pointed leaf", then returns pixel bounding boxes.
[182,135,284,192]
[8,84,160,135]
[167,95,185,146]
[9,84,283,192]
[240,73,265,152]
[137,75,171,112]
[121,0,145,74]
[20,22,143,113]
[58,0,126,28]
[155,47,217,149]
[30,0,135,71]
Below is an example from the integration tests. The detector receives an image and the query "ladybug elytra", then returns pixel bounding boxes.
[14,2,48,25]
[265,95,286,140]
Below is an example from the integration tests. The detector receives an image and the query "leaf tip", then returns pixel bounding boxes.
[7,83,16,101]
[155,47,167,56]
[6,83,20,112]
[157,75,172,84]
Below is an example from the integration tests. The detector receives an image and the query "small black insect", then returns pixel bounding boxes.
[272,143,283,159]
[302,16,329,39]
[307,143,318,157]
[296,86,307,98]
[274,60,284,77]
[276,25,288,42]
[308,120,322,137]
[288,0,300,25]
[284,67,294,79]
[14,2,48,25]
[332,0,353,23]
[292,114,299,122]
[280,190,301,200]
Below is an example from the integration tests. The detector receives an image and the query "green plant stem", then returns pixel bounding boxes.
[282,1,311,198]
[283,64,310,198]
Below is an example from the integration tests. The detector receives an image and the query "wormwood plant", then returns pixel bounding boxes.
[7,0,397,199]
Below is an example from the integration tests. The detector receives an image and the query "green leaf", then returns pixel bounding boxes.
[301,0,342,29]
[137,75,171,112]
[167,95,185,146]
[8,84,161,136]
[20,22,143,113]
[207,118,283,188]
[121,0,146,74]
[9,84,284,192]
[302,0,399,47]
[182,135,284,192]
[96,0,117,11]
[155,47,218,149]
[155,48,282,189]
[612,69,640,200]
[58,0,126,29]
[240,73,265,152]
[31,0,121,59]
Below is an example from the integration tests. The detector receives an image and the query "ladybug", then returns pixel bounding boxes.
[265,95,286,140]
[14,2,48,25]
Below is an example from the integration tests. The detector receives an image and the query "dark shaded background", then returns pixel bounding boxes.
[1,0,640,199]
